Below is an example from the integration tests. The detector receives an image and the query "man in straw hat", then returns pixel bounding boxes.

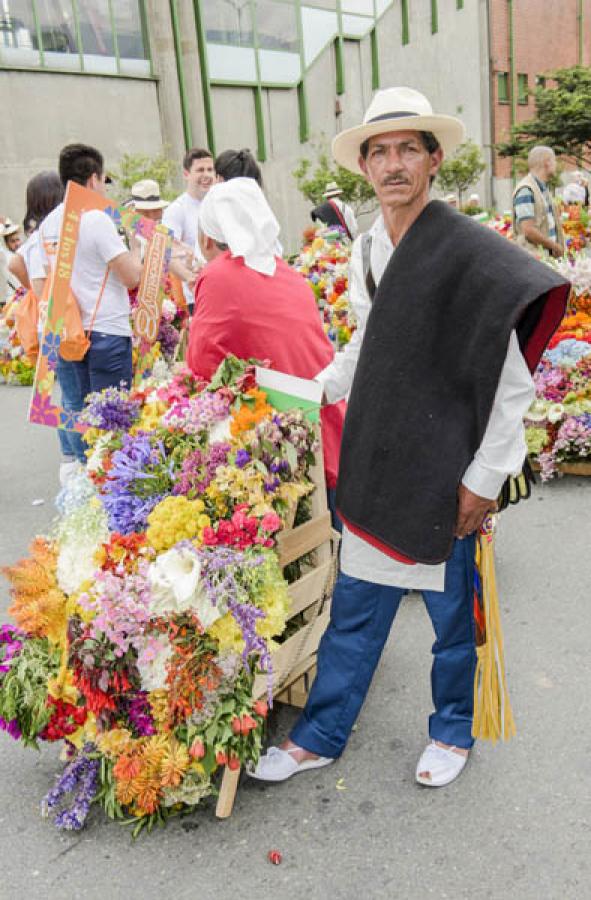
[129,179,169,222]
[311,181,358,240]
[251,87,569,787]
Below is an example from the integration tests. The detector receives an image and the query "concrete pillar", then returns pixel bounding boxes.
[144,0,187,181]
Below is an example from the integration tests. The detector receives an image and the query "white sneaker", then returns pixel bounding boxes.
[59,460,82,486]
[247,746,334,783]
[415,741,469,787]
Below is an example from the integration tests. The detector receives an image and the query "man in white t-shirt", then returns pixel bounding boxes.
[163,148,215,311]
[37,143,142,480]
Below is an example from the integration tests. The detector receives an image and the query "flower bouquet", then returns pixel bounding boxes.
[0,356,328,836]
[525,304,591,479]
[0,290,36,386]
[292,225,356,349]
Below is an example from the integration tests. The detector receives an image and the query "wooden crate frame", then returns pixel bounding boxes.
[531,460,591,476]
[215,432,336,818]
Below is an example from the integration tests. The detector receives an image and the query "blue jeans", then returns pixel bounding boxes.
[290,534,477,756]
[73,331,133,398]
[56,356,86,463]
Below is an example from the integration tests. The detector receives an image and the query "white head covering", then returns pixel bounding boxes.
[198,177,280,276]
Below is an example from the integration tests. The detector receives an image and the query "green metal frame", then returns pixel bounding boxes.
[457,0,464,9]
[578,0,584,65]
[0,0,152,78]
[401,0,410,45]
[192,0,216,154]
[431,0,438,34]
[170,0,194,150]
[249,0,268,161]
[517,72,528,105]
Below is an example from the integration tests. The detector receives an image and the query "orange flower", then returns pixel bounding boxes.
[230,389,273,436]
[113,753,143,782]
[2,538,67,643]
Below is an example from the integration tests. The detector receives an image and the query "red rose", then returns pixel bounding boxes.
[231,716,242,735]
[227,755,241,771]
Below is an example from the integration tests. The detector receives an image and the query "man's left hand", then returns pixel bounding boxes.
[455,484,497,539]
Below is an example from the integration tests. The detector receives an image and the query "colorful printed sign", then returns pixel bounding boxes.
[29,181,172,430]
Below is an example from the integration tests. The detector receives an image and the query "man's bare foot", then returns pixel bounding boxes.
[279,739,319,764]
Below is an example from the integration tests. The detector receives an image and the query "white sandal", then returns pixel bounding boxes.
[415,741,469,787]
[247,746,334,782]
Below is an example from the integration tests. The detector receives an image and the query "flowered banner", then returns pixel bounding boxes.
[28,181,172,430]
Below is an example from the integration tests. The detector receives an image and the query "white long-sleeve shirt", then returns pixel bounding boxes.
[316,214,535,591]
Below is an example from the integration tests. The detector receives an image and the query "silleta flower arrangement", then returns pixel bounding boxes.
[0,289,36,386]
[0,356,319,836]
[292,225,357,349]
[525,257,591,479]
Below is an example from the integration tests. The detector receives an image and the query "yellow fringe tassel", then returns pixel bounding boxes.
[472,523,516,743]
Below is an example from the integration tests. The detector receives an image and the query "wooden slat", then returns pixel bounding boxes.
[277,512,332,567]
[215,765,241,819]
[286,559,333,619]
[276,663,317,708]
[531,460,591,476]
[252,607,331,699]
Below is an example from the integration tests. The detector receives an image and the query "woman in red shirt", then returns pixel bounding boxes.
[187,178,344,503]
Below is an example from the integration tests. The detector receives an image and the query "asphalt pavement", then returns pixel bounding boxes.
[1,384,590,900]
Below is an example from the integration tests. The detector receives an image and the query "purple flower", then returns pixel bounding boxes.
[121,691,156,737]
[42,744,99,832]
[100,432,173,533]
[79,386,141,432]
[0,715,22,740]
[157,319,181,362]
[235,449,251,469]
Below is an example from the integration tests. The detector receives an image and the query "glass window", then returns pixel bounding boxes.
[76,0,116,73]
[35,0,79,70]
[497,72,509,104]
[300,5,338,67]
[0,1,40,66]
[518,72,529,104]
[202,0,254,48]
[254,1,298,53]
[341,0,374,14]
[112,0,146,60]
[342,14,373,37]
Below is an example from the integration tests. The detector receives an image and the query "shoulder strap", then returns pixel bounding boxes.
[327,199,353,240]
[361,233,376,302]
[86,265,111,336]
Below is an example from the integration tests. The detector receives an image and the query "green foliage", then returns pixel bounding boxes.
[0,637,60,748]
[293,150,377,216]
[111,149,179,203]
[497,66,591,170]
[436,140,486,207]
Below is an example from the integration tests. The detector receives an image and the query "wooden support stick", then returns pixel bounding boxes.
[215,765,241,819]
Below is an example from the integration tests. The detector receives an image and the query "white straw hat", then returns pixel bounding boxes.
[130,179,169,211]
[323,181,343,198]
[0,218,20,237]
[332,86,466,175]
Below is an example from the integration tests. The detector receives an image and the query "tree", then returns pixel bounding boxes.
[110,150,179,203]
[293,149,378,216]
[497,66,591,171]
[435,140,486,207]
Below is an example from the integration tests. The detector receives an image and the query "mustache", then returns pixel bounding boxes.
[381,174,410,186]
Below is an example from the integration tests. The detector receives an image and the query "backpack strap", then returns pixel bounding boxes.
[86,265,111,337]
[361,232,376,302]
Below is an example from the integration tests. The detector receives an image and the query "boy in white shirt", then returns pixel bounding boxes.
[37,143,142,480]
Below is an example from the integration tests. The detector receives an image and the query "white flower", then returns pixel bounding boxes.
[209,416,233,444]
[86,431,114,474]
[147,546,222,626]
[547,403,565,424]
[161,298,177,321]
[137,636,172,691]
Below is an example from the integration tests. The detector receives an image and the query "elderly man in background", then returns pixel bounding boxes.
[512,146,565,257]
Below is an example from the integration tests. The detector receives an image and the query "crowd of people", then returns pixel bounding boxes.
[0,85,574,790]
